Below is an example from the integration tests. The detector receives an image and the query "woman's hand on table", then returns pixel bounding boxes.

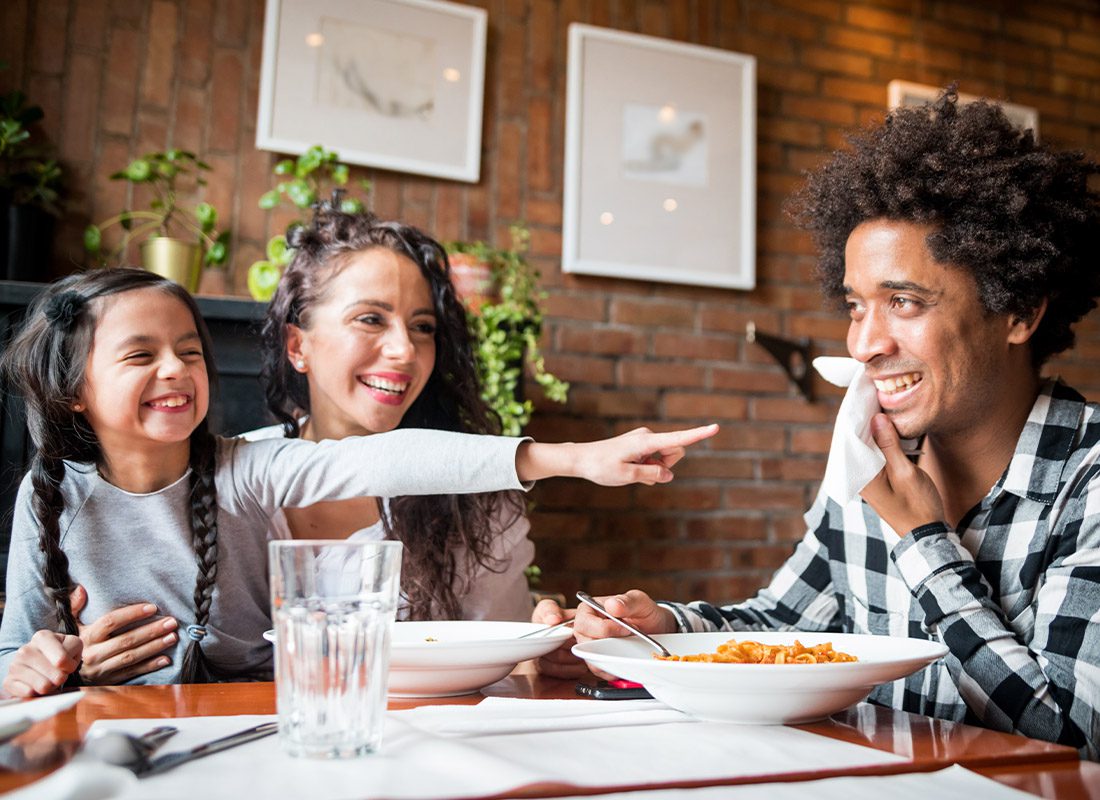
[532,599,587,679]
[69,584,176,684]
[3,630,83,697]
[860,414,946,535]
[516,425,719,486]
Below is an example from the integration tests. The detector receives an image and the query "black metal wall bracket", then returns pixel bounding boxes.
[745,322,814,402]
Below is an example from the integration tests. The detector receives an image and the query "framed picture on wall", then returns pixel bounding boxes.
[562,24,757,290]
[887,80,1040,141]
[256,0,487,182]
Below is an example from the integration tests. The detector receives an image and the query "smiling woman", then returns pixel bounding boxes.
[249,209,535,622]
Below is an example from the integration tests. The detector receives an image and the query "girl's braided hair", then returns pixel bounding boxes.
[790,85,1100,367]
[1,268,221,683]
[260,206,523,620]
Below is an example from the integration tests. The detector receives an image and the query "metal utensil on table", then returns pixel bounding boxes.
[81,724,179,768]
[517,618,575,639]
[137,721,278,777]
[575,591,673,658]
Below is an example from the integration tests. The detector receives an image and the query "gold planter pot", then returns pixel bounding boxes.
[140,237,202,293]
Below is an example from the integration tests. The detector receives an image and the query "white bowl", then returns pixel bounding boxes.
[572,631,947,725]
[388,620,573,698]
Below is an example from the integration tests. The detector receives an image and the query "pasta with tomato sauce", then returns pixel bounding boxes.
[655,639,857,664]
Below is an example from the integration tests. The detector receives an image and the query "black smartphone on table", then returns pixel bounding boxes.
[575,679,653,700]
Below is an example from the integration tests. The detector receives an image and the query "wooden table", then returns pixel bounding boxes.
[0,674,1089,798]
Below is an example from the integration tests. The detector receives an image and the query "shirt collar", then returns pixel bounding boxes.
[999,379,1085,504]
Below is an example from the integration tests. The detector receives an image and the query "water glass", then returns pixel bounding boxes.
[269,539,403,758]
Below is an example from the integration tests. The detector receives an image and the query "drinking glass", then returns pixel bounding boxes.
[269,539,403,758]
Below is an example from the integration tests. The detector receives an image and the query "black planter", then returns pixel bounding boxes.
[2,203,55,282]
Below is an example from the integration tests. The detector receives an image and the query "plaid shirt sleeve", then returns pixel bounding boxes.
[660,495,842,633]
[891,471,1100,757]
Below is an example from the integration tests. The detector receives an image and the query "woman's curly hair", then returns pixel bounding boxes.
[790,86,1100,367]
[260,209,523,620]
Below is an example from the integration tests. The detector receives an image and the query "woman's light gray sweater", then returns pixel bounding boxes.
[0,430,526,684]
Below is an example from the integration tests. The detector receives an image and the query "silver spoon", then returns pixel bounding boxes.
[576,591,673,658]
[517,618,575,639]
[81,725,179,768]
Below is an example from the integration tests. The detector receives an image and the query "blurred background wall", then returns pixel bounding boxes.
[2,0,1098,603]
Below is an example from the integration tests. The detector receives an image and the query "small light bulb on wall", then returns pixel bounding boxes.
[442,67,461,82]
[305,32,324,47]
[663,198,678,212]
[599,212,614,225]
[658,104,676,123]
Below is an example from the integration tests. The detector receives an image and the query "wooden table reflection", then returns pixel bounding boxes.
[0,673,1088,798]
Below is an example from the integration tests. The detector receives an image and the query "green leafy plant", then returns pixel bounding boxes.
[450,224,569,436]
[83,149,229,266]
[0,80,63,216]
[248,145,372,301]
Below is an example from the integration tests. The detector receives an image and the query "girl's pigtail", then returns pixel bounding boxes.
[178,426,219,683]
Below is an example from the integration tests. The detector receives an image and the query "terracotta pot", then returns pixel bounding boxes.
[449,252,497,310]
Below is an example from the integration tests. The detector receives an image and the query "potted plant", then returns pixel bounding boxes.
[0,76,64,281]
[83,149,229,292]
[247,145,371,301]
[449,224,569,436]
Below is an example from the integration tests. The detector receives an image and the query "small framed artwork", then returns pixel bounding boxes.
[562,24,757,291]
[887,80,1040,141]
[257,0,487,182]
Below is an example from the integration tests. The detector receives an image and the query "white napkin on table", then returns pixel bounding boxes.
[396,696,689,736]
[813,356,886,505]
[0,691,82,729]
[31,703,902,800]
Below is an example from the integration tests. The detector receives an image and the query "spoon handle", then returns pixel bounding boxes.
[575,591,672,658]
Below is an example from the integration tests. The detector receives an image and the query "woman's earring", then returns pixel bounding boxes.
[72,402,85,412]
[295,359,306,371]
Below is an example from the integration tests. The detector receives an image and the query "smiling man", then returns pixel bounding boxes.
[541,88,1100,757]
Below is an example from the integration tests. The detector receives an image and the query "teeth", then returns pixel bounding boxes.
[363,377,409,394]
[150,396,188,408]
[873,373,921,395]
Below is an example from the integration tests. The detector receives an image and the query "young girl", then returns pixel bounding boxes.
[0,268,715,697]
[248,209,532,622]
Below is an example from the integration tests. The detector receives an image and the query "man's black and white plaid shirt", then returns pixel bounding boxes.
[663,380,1100,758]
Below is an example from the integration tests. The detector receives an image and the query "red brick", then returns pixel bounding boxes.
[653,332,738,361]
[496,120,522,219]
[208,49,243,151]
[559,326,646,356]
[141,1,177,109]
[760,456,826,482]
[823,25,896,57]
[757,63,819,94]
[596,513,682,542]
[710,366,790,394]
[0,2,29,89]
[567,387,659,418]
[745,7,823,41]
[845,6,913,36]
[102,26,140,134]
[535,479,634,510]
[710,423,786,453]
[752,397,834,424]
[496,18,525,118]
[1003,17,1064,49]
[688,575,769,604]
[180,0,213,84]
[543,291,606,322]
[526,197,562,226]
[529,0,555,91]
[664,392,748,421]
[543,353,615,385]
[790,427,832,455]
[759,117,823,148]
[674,455,755,480]
[619,360,706,389]
[773,513,811,542]
[769,0,842,21]
[799,46,873,78]
[610,298,695,328]
[111,0,145,25]
[32,0,68,75]
[214,0,249,47]
[70,0,109,50]
[822,76,887,106]
[526,96,553,192]
[685,515,769,542]
[637,544,725,572]
[633,484,724,512]
[723,484,805,511]
[527,510,594,542]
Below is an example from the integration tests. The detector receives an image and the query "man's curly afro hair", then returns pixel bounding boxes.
[790,86,1100,367]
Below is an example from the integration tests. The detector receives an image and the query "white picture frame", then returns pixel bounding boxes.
[256,0,487,182]
[887,80,1040,141]
[562,24,757,291]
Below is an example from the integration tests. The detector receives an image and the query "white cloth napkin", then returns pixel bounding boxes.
[813,356,886,505]
[546,765,1039,800]
[396,696,689,735]
[0,691,82,728]
[22,702,905,800]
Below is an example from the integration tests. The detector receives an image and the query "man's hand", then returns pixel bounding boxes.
[531,599,587,679]
[860,413,946,535]
[3,630,83,697]
[70,585,176,684]
[570,590,677,680]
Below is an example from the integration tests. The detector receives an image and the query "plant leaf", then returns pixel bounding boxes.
[83,225,101,253]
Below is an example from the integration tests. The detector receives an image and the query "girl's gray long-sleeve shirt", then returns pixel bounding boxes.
[0,430,526,684]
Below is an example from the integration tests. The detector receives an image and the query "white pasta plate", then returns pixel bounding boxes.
[572,631,948,725]
[389,620,574,698]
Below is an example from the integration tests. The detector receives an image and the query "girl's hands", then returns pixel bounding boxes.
[572,590,678,681]
[531,599,586,679]
[69,585,176,684]
[516,424,719,486]
[860,413,946,535]
[3,630,83,697]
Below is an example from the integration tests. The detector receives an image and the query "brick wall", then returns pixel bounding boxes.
[3,0,1098,603]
